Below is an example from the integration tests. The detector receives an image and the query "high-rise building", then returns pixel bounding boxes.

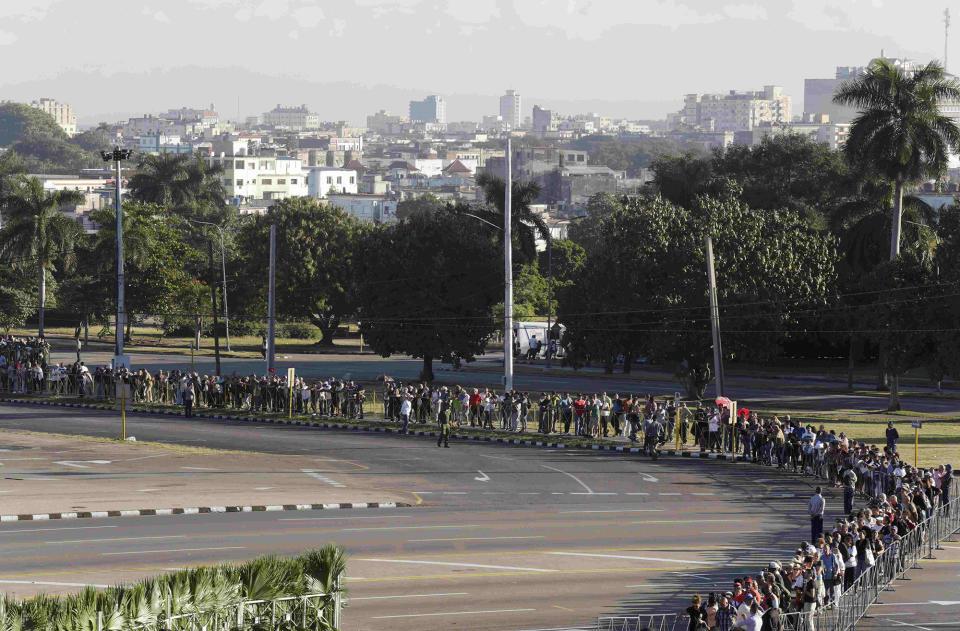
[673,86,791,132]
[30,98,77,136]
[409,95,446,124]
[500,89,522,129]
[262,104,321,130]
[532,105,554,132]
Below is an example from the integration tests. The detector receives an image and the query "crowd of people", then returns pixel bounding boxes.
[680,465,954,631]
[0,335,51,394]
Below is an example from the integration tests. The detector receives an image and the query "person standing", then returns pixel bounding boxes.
[886,422,899,452]
[181,376,195,418]
[842,468,857,515]
[75,337,82,363]
[400,394,412,434]
[437,401,451,447]
[808,486,825,542]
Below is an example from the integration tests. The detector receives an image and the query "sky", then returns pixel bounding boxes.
[0,0,950,125]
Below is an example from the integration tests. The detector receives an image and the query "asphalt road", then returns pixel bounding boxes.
[62,349,960,415]
[0,403,857,630]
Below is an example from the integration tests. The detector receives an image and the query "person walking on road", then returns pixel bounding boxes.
[808,486,825,542]
[437,401,451,447]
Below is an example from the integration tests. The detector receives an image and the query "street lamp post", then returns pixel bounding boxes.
[504,138,513,392]
[100,147,133,370]
[187,219,232,352]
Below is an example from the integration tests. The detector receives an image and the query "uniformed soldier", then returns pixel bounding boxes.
[437,400,451,448]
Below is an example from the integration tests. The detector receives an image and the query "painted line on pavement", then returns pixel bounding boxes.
[409,536,544,543]
[342,524,480,532]
[0,525,118,535]
[301,469,345,488]
[560,509,665,514]
[351,592,468,601]
[548,551,716,565]
[355,558,557,572]
[704,530,765,534]
[371,608,535,619]
[49,535,187,545]
[0,580,109,588]
[103,546,245,556]
[181,466,218,471]
[539,464,593,494]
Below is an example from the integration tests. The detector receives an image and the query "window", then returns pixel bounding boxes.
[290,178,297,184]
[236,179,244,186]
[349,176,355,184]
[248,162,255,169]
[336,176,342,184]
[223,178,232,185]
[326,177,332,184]
[277,179,286,185]
[262,178,272,185]
[235,160,244,169]
[577,155,584,162]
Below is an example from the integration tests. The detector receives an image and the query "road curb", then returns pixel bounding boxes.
[0,397,746,461]
[0,501,410,523]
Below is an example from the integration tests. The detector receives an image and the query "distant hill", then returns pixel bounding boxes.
[0,102,111,174]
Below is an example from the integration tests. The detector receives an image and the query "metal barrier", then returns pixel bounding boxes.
[597,488,960,631]
[125,592,334,631]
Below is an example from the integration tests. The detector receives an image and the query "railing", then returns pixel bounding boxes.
[124,591,337,631]
[596,489,960,631]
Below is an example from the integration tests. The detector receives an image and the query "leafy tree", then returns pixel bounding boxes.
[559,193,838,395]
[0,102,65,146]
[835,59,960,259]
[570,135,704,177]
[396,193,445,219]
[356,212,501,381]
[539,238,585,288]
[129,154,225,209]
[650,153,715,209]
[0,285,32,333]
[468,173,548,265]
[236,198,366,345]
[0,176,84,337]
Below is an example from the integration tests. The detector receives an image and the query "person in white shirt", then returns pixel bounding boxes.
[400,396,412,434]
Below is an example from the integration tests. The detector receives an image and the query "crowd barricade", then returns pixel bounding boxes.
[596,481,960,631]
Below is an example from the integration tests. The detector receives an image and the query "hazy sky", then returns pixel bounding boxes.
[0,0,949,124]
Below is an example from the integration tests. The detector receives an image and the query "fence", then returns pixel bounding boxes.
[123,591,338,631]
[596,484,960,631]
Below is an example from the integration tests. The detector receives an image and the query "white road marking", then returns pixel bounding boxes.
[103,546,245,556]
[49,535,187,545]
[570,492,616,495]
[658,492,681,496]
[0,580,109,588]
[355,558,557,572]
[560,509,665,514]
[638,473,659,482]
[342,524,480,532]
[692,492,716,496]
[540,464,593,494]
[474,470,490,482]
[136,489,160,493]
[351,592,468,601]
[443,492,467,495]
[181,466,219,471]
[125,455,166,462]
[0,525,118,534]
[409,536,544,542]
[301,469,345,488]
[279,516,412,521]
[548,551,716,565]
[52,460,111,468]
[704,530,765,534]
[372,608,535,619]
[626,492,649,496]
[884,619,933,631]
[255,487,274,490]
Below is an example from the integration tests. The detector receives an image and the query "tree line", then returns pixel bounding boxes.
[1,60,959,408]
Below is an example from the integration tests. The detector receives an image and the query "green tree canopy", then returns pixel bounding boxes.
[356,212,501,381]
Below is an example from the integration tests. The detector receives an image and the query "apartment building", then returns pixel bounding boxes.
[208,152,307,201]
[30,98,77,136]
[409,95,446,124]
[674,85,791,132]
[500,89,522,129]
[262,104,321,130]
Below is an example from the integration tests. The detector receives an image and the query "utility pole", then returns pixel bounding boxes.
[946,8,951,72]
[100,147,133,370]
[545,234,553,371]
[188,219,231,352]
[208,240,222,376]
[267,224,277,373]
[705,235,725,397]
[504,137,514,392]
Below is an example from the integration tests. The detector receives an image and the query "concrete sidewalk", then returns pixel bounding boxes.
[0,430,410,516]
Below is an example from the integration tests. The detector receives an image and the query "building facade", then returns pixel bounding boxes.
[675,85,791,132]
[262,104,321,130]
[409,95,446,124]
[500,89,522,129]
[30,98,77,136]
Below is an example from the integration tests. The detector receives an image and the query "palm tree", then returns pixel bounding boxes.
[467,173,549,264]
[834,59,960,260]
[0,176,84,337]
[127,152,191,206]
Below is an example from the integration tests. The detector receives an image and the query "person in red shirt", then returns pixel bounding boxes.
[469,388,482,426]
[573,394,587,436]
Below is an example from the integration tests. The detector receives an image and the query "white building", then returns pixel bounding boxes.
[500,90,522,129]
[30,98,77,136]
[326,194,397,223]
[329,137,363,152]
[306,167,358,198]
[138,134,194,154]
[207,154,307,202]
[262,104,321,130]
[674,85,791,132]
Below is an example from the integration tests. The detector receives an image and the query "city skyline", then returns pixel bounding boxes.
[0,0,950,125]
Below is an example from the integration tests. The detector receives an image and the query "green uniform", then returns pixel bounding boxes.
[437,407,451,447]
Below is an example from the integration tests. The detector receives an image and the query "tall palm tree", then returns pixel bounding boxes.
[127,152,191,206]
[0,176,84,337]
[467,173,549,264]
[834,59,960,259]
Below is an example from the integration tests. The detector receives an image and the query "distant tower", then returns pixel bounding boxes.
[946,8,951,72]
